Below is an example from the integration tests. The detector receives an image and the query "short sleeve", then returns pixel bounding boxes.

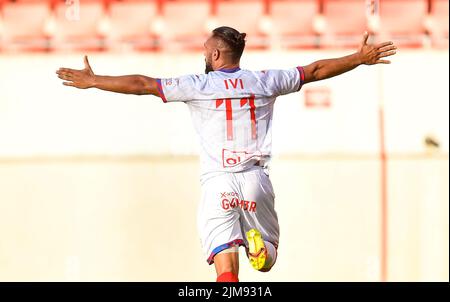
[156,74,210,103]
[265,66,305,97]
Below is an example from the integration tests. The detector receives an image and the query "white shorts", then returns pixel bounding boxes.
[197,166,280,265]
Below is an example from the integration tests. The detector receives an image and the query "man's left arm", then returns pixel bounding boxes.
[302,32,397,84]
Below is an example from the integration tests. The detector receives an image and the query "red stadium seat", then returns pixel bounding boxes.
[270,0,319,49]
[1,0,51,51]
[322,0,369,48]
[160,0,210,51]
[379,0,428,47]
[0,0,445,51]
[52,0,105,51]
[429,0,449,48]
[215,0,267,49]
[106,0,158,51]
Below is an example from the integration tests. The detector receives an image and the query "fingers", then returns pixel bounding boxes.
[56,72,71,80]
[378,44,397,52]
[56,70,74,80]
[57,74,69,81]
[84,55,91,70]
[375,41,394,49]
[375,42,396,63]
[63,81,75,86]
[378,50,397,58]
[361,31,369,45]
[56,67,85,79]
[57,67,79,73]
[56,68,79,82]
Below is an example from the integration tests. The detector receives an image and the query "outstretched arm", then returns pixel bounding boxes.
[56,56,159,96]
[302,32,397,84]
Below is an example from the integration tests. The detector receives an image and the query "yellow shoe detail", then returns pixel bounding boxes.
[246,228,267,271]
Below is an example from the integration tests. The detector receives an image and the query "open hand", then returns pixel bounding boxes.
[358,32,397,65]
[56,55,96,89]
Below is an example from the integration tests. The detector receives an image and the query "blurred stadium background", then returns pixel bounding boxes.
[0,0,448,282]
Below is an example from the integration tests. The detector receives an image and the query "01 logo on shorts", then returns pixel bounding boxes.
[220,192,256,213]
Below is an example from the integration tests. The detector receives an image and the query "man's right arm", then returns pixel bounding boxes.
[56,56,160,96]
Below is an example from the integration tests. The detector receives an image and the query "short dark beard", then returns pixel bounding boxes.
[205,62,214,74]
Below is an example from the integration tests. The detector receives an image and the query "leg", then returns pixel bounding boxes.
[239,167,280,272]
[197,173,244,282]
[214,247,240,282]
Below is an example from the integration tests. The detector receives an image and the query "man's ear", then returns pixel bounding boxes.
[213,49,220,61]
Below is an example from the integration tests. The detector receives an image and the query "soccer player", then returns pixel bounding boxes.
[56,26,396,282]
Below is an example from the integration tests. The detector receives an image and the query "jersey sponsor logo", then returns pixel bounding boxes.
[220,192,257,213]
[220,191,239,198]
[222,149,262,168]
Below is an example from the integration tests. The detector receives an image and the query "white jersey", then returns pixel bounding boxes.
[156,66,305,179]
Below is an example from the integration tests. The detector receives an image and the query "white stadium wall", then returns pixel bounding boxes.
[0,50,448,281]
[0,50,449,156]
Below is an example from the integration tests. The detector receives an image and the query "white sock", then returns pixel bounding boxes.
[263,241,277,269]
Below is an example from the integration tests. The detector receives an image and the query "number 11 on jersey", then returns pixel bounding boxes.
[216,94,257,141]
